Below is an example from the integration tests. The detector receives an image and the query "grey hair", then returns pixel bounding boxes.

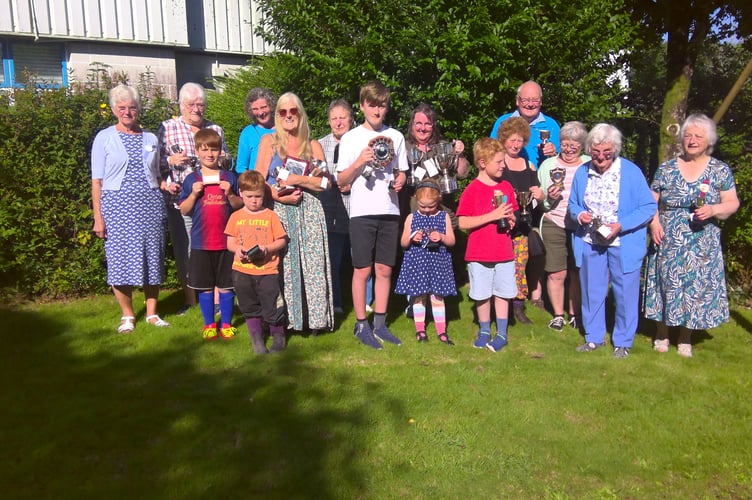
[244,87,277,122]
[179,82,206,106]
[327,98,353,119]
[680,113,717,154]
[108,84,140,110]
[560,121,588,146]
[586,123,622,157]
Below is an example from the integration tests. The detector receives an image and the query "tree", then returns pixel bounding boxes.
[246,0,639,145]
[627,1,752,162]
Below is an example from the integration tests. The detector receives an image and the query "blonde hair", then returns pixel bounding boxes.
[271,92,313,160]
[473,137,505,167]
[414,180,441,203]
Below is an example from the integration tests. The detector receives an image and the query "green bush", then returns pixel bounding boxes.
[0,69,178,299]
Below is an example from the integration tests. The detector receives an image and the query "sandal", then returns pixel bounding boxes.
[117,316,135,334]
[677,343,693,358]
[653,338,669,353]
[146,315,170,327]
[416,331,428,342]
[437,333,455,346]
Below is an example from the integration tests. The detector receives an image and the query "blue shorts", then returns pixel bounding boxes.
[467,261,517,301]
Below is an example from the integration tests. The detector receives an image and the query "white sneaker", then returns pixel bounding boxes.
[365,304,373,313]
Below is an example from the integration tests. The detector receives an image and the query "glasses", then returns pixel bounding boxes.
[518,97,541,104]
[185,102,206,109]
[560,142,582,152]
[590,149,614,160]
[278,108,299,118]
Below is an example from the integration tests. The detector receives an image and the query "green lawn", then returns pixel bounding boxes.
[2,288,751,499]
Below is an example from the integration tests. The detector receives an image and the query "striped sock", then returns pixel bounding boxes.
[430,295,446,335]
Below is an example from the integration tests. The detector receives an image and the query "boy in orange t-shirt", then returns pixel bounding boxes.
[225,171,288,353]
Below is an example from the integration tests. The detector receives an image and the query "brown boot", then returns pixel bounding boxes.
[249,331,268,354]
[512,300,532,324]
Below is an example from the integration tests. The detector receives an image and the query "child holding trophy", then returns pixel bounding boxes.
[395,180,457,344]
[337,81,409,349]
[457,138,518,352]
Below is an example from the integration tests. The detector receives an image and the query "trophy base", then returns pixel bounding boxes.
[439,175,458,194]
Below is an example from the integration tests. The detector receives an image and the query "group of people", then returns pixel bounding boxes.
[90,79,739,358]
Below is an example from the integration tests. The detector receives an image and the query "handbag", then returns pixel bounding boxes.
[527,228,546,257]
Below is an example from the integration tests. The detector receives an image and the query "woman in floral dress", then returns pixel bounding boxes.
[643,114,739,357]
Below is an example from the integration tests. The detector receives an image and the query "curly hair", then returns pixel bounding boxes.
[495,116,531,146]
[244,87,277,122]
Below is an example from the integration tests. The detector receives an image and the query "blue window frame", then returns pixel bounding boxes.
[0,39,67,88]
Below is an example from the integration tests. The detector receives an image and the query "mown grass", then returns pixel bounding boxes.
[1,287,751,499]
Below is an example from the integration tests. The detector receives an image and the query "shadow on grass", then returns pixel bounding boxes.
[0,303,402,498]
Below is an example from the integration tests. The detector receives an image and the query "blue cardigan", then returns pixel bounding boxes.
[568,158,657,273]
[91,126,160,190]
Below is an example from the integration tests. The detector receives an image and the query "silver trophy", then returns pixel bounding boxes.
[362,135,395,180]
[433,141,458,194]
[406,147,424,187]
[539,129,551,144]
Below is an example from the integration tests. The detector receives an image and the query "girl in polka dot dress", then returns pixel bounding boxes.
[395,180,458,344]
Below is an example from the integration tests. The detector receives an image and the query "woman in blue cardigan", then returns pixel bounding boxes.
[568,124,656,358]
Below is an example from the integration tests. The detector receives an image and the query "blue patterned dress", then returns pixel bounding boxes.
[395,210,457,297]
[101,133,166,286]
[642,157,736,329]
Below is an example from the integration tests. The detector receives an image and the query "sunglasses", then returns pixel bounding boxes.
[278,108,299,118]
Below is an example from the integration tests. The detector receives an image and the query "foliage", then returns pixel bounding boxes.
[0,68,177,299]
[2,292,752,497]
[246,0,639,148]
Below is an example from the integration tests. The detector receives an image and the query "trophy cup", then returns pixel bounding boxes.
[433,141,458,194]
[362,136,395,180]
[689,182,710,231]
[516,190,533,226]
[493,190,510,232]
[539,129,551,144]
[406,147,424,187]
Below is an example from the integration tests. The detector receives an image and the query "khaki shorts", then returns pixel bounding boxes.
[541,217,576,273]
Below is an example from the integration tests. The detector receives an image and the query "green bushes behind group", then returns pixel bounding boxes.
[0,72,177,300]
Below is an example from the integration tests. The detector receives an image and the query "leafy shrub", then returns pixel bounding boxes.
[0,69,178,299]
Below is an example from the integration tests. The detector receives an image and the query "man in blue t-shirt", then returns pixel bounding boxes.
[489,81,560,168]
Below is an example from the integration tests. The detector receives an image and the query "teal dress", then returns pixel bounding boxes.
[642,157,736,329]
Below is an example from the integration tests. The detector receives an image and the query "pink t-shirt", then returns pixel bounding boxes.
[456,178,518,263]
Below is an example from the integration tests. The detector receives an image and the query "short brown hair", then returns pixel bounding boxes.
[496,116,531,145]
[359,80,390,106]
[473,137,504,167]
[194,128,222,149]
[238,170,266,193]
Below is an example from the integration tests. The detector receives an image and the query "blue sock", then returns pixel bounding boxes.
[219,291,234,326]
[496,318,509,337]
[480,321,491,334]
[198,291,215,326]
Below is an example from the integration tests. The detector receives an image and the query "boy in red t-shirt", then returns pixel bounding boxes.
[225,171,288,353]
[179,129,243,340]
[457,138,519,352]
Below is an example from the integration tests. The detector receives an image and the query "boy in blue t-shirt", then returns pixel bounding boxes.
[179,129,243,340]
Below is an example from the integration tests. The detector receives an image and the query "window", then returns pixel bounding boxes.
[0,40,67,88]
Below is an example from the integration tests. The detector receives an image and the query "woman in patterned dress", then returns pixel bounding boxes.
[91,84,169,334]
[643,114,739,357]
[255,92,334,335]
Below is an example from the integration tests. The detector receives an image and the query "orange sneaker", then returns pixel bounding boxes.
[219,323,237,340]
[202,324,218,341]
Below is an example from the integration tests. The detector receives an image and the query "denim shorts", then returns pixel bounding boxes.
[467,261,517,301]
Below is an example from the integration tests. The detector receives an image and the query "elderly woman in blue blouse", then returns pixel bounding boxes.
[568,123,657,358]
[92,84,169,334]
[642,114,739,357]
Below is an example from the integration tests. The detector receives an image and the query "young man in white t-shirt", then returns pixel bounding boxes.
[337,81,408,349]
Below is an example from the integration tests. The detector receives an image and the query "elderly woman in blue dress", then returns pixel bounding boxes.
[569,123,656,358]
[642,114,739,357]
[92,84,169,333]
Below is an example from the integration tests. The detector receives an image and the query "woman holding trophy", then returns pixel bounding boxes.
[537,121,589,331]
[495,117,548,324]
[255,92,334,336]
[642,114,739,357]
